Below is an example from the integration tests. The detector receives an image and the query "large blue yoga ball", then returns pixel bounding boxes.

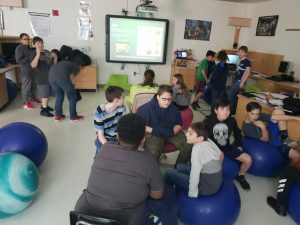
[0,152,39,218]
[0,122,48,167]
[177,180,241,225]
[242,137,286,177]
[222,156,240,180]
[6,79,17,102]
[288,184,300,224]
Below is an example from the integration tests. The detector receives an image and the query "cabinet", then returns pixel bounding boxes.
[0,73,8,108]
[170,60,197,90]
[75,62,97,91]
[225,49,284,76]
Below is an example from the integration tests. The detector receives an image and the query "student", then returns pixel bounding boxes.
[191,50,216,110]
[229,46,251,114]
[50,49,61,64]
[209,50,229,112]
[171,73,191,110]
[125,69,158,109]
[15,33,40,109]
[165,122,223,197]
[75,114,164,225]
[267,161,300,216]
[30,36,54,117]
[205,98,252,190]
[243,101,300,163]
[94,86,126,153]
[138,84,193,160]
[48,60,84,122]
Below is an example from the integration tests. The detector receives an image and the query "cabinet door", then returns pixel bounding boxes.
[247,52,264,72]
[0,74,8,108]
[173,67,196,90]
[74,64,97,90]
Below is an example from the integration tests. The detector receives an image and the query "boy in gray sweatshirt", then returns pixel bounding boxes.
[164,122,223,197]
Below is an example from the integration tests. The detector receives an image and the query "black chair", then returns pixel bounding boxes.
[70,211,123,225]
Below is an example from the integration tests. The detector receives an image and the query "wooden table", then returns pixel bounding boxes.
[236,94,300,143]
[0,64,20,108]
[249,75,300,96]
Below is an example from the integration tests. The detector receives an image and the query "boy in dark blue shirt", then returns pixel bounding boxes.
[138,85,193,160]
[229,46,251,114]
[209,50,229,112]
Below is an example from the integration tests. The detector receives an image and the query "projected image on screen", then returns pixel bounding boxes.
[106,15,169,64]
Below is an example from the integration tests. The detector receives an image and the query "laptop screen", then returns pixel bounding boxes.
[227,54,239,65]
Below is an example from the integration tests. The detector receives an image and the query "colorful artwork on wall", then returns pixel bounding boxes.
[184,19,212,41]
[256,15,279,36]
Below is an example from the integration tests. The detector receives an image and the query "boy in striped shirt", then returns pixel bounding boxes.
[94,86,126,153]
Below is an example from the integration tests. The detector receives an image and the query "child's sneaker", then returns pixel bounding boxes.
[23,102,34,109]
[266,196,287,216]
[32,98,42,104]
[191,102,200,110]
[70,115,84,122]
[54,115,66,122]
[40,109,54,117]
[236,175,250,190]
[40,105,54,112]
[284,139,298,149]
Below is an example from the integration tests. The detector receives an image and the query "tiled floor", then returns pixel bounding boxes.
[0,90,296,225]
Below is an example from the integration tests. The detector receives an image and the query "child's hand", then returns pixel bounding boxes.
[253,120,266,130]
[177,89,183,94]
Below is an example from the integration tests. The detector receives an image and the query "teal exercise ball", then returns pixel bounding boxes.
[0,152,39,218]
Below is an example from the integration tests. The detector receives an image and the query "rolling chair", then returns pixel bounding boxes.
[70,211,123,225]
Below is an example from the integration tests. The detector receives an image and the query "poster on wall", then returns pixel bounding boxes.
[184,19,212,41]
[78,0,94,40]
[28,12,50,37]
[256,15,279,36]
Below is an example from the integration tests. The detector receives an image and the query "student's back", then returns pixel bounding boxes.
[210,62,228,90]
[48,60,80,84]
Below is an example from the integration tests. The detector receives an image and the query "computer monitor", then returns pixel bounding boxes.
[227,54,239,65]
[176,50,187,59]
[278,61,290,74]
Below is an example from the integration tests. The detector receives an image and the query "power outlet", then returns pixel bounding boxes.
[79,46,90,53]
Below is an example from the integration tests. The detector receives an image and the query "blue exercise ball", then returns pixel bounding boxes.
[288,184,300,224]
[0,152,39,218]
[6,79,17,102]
[222,156,240,180]
[242,137,286,177]
[0,122,48,167]
[177,180,241,225]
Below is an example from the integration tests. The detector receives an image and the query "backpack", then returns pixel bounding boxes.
[60,45,74,61]
[283,97,300,115]
[72,49,91,66]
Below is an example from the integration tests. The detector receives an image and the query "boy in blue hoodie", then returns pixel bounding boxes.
[209,50,229,112]
[138,84,193,160]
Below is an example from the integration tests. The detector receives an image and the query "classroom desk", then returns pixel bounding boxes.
[0,64,20,108]
[236,94,300,143]
[249,75,300,96]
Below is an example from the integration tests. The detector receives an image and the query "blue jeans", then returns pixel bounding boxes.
[140,182,178,225]
[49,80,77,117]
[164,163,191,191]
[229,80,241,112]
[95,137,117,154]
[211,89,227,112]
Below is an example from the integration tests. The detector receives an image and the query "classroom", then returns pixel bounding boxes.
[0,0,300,225]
